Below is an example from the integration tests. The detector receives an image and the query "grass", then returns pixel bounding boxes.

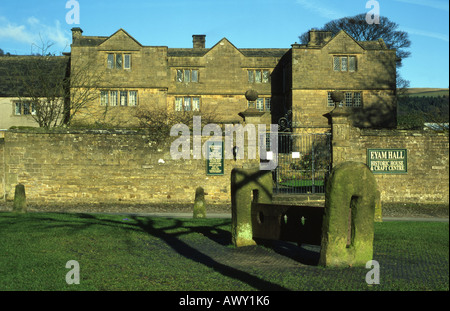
[0,211,448,291]
[406,88,449,97]
[279,179,325,187]
[410,90,449,97]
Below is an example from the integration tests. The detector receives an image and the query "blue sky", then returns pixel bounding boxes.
[0,0,448,88]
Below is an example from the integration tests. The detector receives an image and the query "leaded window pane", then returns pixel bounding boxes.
[333,57,340,71]
[184,70,190,82]
[120,91,127,106]
[124,54,131,69]
[176,70,183,82]
[255,70,262,83]
[248,70,254,83]
[110,91,118,106]
[256,98,264,111]
[192,97,200,111]
[184,97,191,111]
[107,54,114,69]
[354,92,362,107]
[341,57,348,71]
[262,70,270,83]
[101,91,109,106]
[327,92,335,107]
[345,92,353,107]
[349,56,356,72]
[129,91,137,106]
[116,54,123,69]
[192,70,198,83]
[175,97,183,111]
[23,102,31,115]
[265,98,271,111]
[15,102,21,115]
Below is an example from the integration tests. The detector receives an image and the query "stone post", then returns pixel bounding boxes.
[193,187,206,218]
[319,162,377,267]
[13,183,27,213]
[231,168,273,247]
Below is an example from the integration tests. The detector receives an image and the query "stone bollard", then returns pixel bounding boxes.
[319,162,378,267]
[231,168,273,247]
[13,183,27,213]
[193,187,206,218]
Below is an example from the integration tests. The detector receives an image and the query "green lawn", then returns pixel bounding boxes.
[279,179,324,187]
[407,90,449,97]
[0,212,448,291]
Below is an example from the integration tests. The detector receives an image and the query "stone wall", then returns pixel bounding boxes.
[359,130,449,203]
[2,129,258,206]
[2,113,447,207]
[331,108,449,204]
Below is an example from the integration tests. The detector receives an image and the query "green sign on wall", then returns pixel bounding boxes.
[367,149,407,174]
[206,141,224,175]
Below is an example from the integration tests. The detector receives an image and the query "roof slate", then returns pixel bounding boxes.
[0,56,69,97]
[167,48,289,58]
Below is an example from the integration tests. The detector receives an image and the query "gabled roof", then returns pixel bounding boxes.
[322,29,365,51]
[205,38,244,56]
[358,38,388,50]
[73,29,288,58]
[98,28,143,50]
[322,30,390,51]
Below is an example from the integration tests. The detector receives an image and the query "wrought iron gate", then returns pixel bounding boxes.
[274,133,332,194]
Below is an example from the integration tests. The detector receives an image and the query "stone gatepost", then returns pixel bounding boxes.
[231,168,273,247]
[238,89,266,125]
[329,105,382,222]
[329,106,353,167]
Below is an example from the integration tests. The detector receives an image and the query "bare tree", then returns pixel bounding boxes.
[66,52,105,126]
[7,41,103,129]
[133,106,220,144]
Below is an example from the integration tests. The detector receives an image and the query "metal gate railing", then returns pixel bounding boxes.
[274,133,331,194]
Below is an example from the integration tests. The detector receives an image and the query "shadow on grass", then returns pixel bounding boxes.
[1,212,288,290]
[130,216,289,291]
[255,239,321,266]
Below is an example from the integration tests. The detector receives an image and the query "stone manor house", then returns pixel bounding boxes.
[1,27,397,133]
[2,28,449,207]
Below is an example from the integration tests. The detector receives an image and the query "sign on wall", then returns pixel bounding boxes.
[367,149,407,174]
[206,141,224,175]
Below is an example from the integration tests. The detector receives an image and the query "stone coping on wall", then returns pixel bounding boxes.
[360,128,449,137]
[7,128,148,135]
[7,127,449,137]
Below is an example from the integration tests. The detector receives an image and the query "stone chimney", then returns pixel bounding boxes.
[308,29,332,47]
[192,35,206,49]
[71,27,83,43]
